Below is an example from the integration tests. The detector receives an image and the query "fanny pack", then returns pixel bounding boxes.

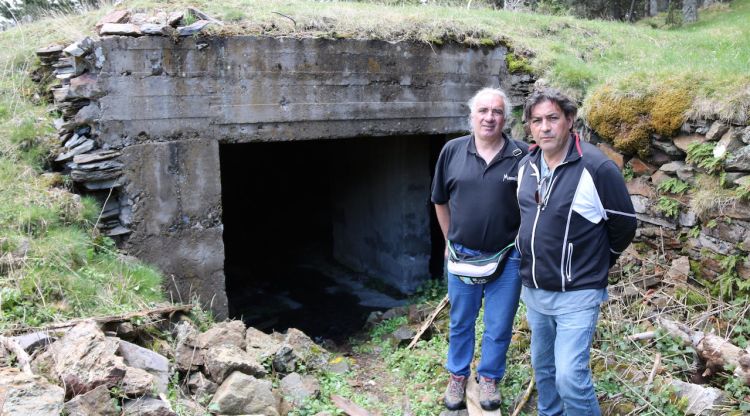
[447,241,515,285]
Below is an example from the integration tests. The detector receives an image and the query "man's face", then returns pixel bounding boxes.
[470,93,505,141]
[529,100,574,157]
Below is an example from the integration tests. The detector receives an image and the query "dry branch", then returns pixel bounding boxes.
[407,295,449,350]
[0,336,32,374]
[647,353,661,386]
[331,395,372,416]
[657,317,750,385]
[187,7,224,25]
[627,331,656,341]
[511,375,535,416]
[6,304,193,335]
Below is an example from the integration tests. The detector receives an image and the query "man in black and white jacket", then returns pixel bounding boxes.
[515,88,636,416]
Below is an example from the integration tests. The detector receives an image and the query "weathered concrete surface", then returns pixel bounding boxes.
[121,139,226,317]
[332,137,432,293]
[97,36,507,147]
[94,35,509,317]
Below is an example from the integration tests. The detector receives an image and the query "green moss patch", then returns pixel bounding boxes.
[585,81,694,156]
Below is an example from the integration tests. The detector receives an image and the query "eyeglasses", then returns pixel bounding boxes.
[535,174,552,206]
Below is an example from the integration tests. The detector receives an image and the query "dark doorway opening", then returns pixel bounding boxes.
[220,135,449,342]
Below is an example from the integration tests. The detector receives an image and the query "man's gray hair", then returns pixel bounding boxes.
[467,87,511,131]
[523,87,578,123]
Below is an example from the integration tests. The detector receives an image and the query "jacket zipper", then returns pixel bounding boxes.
[529,163,541,288]
[534,157,576,291]
[566,242,574,282]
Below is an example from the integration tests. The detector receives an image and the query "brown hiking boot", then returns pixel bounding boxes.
[478,376,501,411]
[444,373,467,410]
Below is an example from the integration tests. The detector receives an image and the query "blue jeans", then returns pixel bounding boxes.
[527,304,602,416]
[446,248,521,380]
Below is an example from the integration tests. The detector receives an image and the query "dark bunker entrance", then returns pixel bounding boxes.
[220,135,449,343]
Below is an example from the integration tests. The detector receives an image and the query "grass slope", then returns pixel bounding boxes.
[120,0,750,122]
[0,9,165,331]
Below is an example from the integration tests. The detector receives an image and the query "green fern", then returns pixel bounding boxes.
[686,142,723,172]
[657,178,691,195]
[656,196,681,219]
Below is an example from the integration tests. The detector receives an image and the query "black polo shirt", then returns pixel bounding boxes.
[431,134,528,252]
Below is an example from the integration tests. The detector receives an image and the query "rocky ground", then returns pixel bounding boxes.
[0,310,350,416]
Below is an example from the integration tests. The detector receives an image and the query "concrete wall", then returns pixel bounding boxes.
[331,137,433,293]
[96,36,507,146]
[89,35,509,317]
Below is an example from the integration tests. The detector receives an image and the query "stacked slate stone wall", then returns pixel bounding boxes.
[585,118,750,282]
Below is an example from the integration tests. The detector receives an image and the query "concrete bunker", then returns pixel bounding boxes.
[53,34,520,337]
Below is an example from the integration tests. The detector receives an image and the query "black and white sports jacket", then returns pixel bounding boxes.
[516,133,637,292]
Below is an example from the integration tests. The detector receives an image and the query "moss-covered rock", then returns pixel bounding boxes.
[650,85,693,137]
[506,52,533,74]
[585,82,694,158]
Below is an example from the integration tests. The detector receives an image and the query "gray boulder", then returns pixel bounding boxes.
[283,328,330,371]
[118,340,169,394]
[120,366,155,396]
[0,367,64,416]
[208,372,279,416]
[63,384,118,416]
[35,321,127,396]
[100,23,143,36]
[196,320,246,349]
[280,372,320,407]
[187,371,218,404]
[705,121,729,141]
[122,397,177,416]
[725,145,750,172]
[204,344,266,384]
[670,379,727,415]
[245,327,282,363]
[174,321,204,371]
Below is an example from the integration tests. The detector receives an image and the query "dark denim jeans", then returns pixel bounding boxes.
[445,248,521,380]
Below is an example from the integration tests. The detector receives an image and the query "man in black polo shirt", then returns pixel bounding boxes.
[431,87,527,411]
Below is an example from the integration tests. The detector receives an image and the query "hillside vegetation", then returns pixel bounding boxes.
[0,0,745,340]
[0,1,748,414]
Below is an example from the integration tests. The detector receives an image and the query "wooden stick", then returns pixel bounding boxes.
[407,295,449,350]
[331,395,372,416]
[5,304,193,335]
[187,7,224,25]
[511,375,535,416]
[646,353,661,386]
[627,331,656,341]
[0,336,32,374]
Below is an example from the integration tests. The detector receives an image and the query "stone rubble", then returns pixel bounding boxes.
[0,367,65,416]
[4,316,330,415]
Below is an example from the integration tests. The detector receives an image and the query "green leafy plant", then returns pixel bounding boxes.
[658,178,691,195]
[622,164,634,181]
[688,225,701,239]
[656,196,681,219]
[686,142,723,173]
[715,254,750,299]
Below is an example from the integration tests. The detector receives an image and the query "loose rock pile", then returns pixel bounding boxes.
[0,317,337,415]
